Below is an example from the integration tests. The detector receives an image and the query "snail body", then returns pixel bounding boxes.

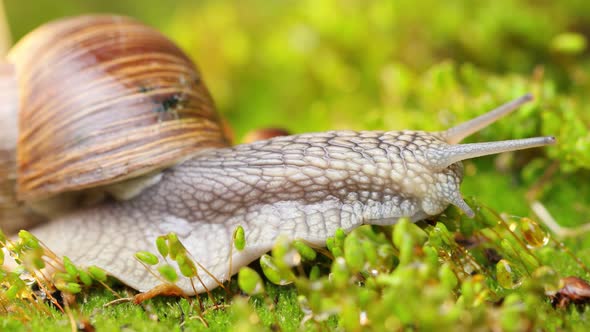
[0,15,555,294]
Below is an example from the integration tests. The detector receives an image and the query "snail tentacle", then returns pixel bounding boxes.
[443,93,533,144]
[426,136,556,170]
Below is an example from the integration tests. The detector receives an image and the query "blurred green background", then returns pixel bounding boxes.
[4,0,590,223]
[5,0,590,135]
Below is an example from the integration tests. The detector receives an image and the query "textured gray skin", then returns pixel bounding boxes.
[30,130,466,294]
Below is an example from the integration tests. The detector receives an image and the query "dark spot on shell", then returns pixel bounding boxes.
[161,94,182,112]
[138,85,154,93]
[153,94,186,114]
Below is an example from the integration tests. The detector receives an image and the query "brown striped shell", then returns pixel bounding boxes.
[7,15,230,202]
[0,63,44,233]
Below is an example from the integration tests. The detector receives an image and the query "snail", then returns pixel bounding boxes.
[0,15,555,295]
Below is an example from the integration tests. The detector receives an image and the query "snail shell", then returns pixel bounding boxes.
[8,15,229,208]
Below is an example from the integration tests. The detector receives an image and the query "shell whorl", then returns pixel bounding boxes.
[7,15,230,202]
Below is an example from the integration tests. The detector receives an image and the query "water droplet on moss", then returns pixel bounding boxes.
[520,217,549,248]
[496,259,522,289]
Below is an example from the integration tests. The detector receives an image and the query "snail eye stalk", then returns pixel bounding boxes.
[443,93,533,144]
[428,136,556,170]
